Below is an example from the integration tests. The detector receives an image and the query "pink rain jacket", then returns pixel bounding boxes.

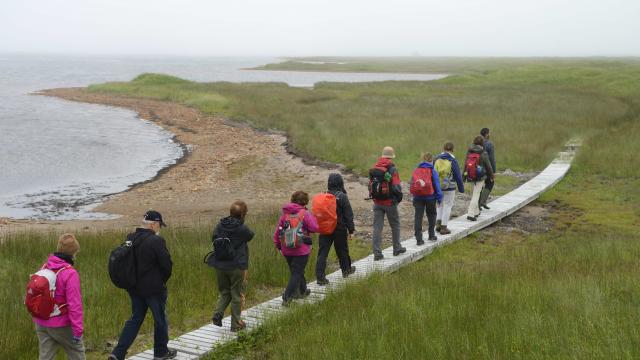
[273,203,319,256]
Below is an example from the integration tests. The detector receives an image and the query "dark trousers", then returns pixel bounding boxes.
[479,177,494,206]
[111,289,169,359]
[284,255,309,301]
[315,227,352,279]
[413,198,437,241]
[214,268,246,330]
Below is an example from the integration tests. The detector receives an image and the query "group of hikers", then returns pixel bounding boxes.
[26,128,495,360]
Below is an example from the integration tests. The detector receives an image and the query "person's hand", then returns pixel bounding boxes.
[72,336,82,345]
[348,233,353,241]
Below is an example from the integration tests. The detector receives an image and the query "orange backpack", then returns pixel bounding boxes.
[311,193,338,235]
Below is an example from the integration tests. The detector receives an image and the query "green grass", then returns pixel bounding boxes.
[0,216,370,359]
[33,57,640,358]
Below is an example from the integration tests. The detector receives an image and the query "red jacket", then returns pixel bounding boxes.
[372,157,402,206]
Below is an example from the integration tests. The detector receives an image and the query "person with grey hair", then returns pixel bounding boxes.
[109,211,176,360]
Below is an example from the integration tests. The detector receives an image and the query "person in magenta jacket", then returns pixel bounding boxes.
[273,191,319,305]
[33,233,85,360]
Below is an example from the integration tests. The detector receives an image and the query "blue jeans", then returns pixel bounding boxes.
[111,289,169,359]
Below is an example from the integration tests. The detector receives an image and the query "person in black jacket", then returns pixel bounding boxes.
[315,173,356,285]
[110,210,176,360]
[211,201,254,332]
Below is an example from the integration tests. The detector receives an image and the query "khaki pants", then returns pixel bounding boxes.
[467,181,485,217]
[214,268,247,330]
[35,324,85,360]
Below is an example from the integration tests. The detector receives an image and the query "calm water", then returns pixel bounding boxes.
[0,54,445,219]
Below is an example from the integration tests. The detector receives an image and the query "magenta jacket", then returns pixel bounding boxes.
[32,254,83,338]
[273,203,319,256]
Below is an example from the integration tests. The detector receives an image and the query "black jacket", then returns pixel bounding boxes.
[130,228,173,297]
[328,173,356,234]
[211,216,255,270]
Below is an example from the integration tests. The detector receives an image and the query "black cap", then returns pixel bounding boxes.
[144,210,167,227]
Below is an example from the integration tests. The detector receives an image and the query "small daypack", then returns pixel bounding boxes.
[212,233,235,261]
[464,153,484,181]
[108,233,151,289]
[281,210,307,249]
[434,158,454,190]
[369,166,392,200]
[311,193,338,235]
[25,265,71,320]
[410,167,434,197]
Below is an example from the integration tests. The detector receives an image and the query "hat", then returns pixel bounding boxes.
[381,146,396,159]
[144,210,167,227]
[57,233,80,256]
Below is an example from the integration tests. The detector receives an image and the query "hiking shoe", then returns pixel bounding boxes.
[439,226,451,235]
[435,220,442,233]
[317,278,330,286]
[428,235,438,242]
[282,298,292,306]
[212,312,223,327]
[481,204,490,210]
[231,320,246,332]
[467,216,478,222]
[153,348,177,360]
[393,247,407,256]
[416,239,425,246]
[374,254,384,261]
[342,266,356,278]
[302,288,311,298]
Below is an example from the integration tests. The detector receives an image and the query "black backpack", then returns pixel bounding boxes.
[213,234,235,262]
[108,233,151,289]
[368,165,393,200]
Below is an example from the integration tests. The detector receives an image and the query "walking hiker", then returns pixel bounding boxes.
[274,191,319,306]
[28,233,85,360]
[410,152,443,244]
[464,136,494,221]
[369,146,405,260]
[209,201,254,332]
[479,128,496,209]
[434,142,465,234]
[314,173,356,286]
[109,211,176,360]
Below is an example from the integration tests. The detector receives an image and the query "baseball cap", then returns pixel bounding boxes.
[144,210,167,227]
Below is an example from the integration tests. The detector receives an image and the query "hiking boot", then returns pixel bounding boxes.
[481,204,490,210]
[282,297,292,306]
[393,247,407,256]
[374,254,384,261]
[342,266,356,278]
[435,220,442,233]
[211,312,223,327]
[416,239,425,246]
[231,320,246,332]
[428,235,438,242]
[439,225,451,235]
[153,348,177,360]
[467,216,478,222]
[317,278,330,286]
[302,288,311,298]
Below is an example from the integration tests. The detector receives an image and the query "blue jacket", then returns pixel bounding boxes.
[483,139,496,172]
[434,152,465,193]
[411,162,443,202]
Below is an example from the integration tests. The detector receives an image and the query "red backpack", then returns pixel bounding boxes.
[465,153,481,181]
[25,265,70,320]
[410,167,434,196]
[311,193,338,235]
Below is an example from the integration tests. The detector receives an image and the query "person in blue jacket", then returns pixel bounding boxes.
[411,153,443,244]
[434,142,465,234]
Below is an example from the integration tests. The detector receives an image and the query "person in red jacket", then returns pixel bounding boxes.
[274,191,319,305]
[32,233,85,360]
[371,146,405,261]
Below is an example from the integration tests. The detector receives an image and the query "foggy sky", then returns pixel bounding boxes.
[1,0,639,57]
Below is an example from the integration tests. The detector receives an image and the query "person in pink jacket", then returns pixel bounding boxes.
[274,191,319,305]
[33,233,85,360]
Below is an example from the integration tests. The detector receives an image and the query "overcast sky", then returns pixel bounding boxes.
[1,0,639,57]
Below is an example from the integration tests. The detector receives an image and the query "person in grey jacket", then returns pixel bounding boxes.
[479,128,496,209]
[464,136,494,221]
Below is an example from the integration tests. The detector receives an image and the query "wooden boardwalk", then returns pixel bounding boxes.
[127,141,579,360]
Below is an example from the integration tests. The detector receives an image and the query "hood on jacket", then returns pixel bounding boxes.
[282,202,306,215]
[46,253,73,270]
[219,216,243,232]
[417,161,434,169]
[375,157,395,169]
[468,144,484,154]
[328,173,346,194]
[437,152,456,161]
